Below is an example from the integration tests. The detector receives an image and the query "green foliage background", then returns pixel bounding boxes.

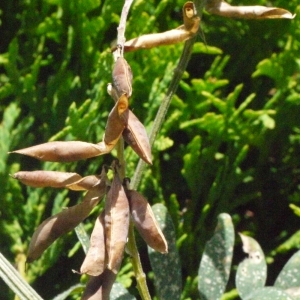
[0,0,299,299]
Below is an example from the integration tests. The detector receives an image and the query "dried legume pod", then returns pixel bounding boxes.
[107,84,152,164]
[80,211,106,276]
[11,170,82,188]
[123,110,152,164]
[127,190,168,253]
[205,0,295,19]
[66,175,101,191]
[121,2,200,52]
[11,141,106,162]
[27,172,108,262]
[112,57,133,98]
[105,169,129,273]
[103,94,129,147]
[81,268,116,300]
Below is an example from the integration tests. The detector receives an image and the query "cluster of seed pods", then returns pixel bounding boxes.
[9,2,202,299]
[12,163,168,298]
[11,55,152,165]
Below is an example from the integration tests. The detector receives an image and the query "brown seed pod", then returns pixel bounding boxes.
[183,1,199,32]
[127,190,168,253]
[205,0,295,19]
[81,268,116,300]
[11,141,106,162]
[27,173,107,263]
[103,94,129,147]
[123,110,152,165]
[112,57,133,98]
[66,175,101,191]
[120,1,200,52]
[11,170,82,188]
[80,211,106,276]
[105,170,129,273]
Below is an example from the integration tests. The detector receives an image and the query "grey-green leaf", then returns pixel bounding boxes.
[198,213,234,300]
[52,284,84,300]
[274,250,300,291]
[236,234,267,299]
[110,282,136,300]
[148,203,182,300]
[244,287,293,300]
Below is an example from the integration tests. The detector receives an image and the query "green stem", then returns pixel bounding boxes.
[116,135,151,300]
[131,0,206,190]
[131,36,197,190]
[127,222,152,300]
[0,253,43,300]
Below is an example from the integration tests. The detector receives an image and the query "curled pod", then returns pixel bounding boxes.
[11,170,82,188]
[112,57,133,98]
[121,1,200,52]
[27,173,108,262]
[11,141,106,162]
[66,175,101,191]
[103,94,129,147]
[80,211,106,276]
[205,0,295,19]
[105,170,130,273]
[81,268,116,300]
[183,1,200,32]
[123,110,152,165]
[127,190,168,253]
[122,29,191,52]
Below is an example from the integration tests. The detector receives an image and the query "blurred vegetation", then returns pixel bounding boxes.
[0,0,299,299]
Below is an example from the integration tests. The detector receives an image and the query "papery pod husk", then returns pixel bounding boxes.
[27,172,108,262]
[11,141,106,162]
[81,269,116,300]
[123,110,152,165]
[112,57,133,98]
[11,170,82,188]
[66,175,101,191]
[183,1,200,32]
[80,211,106,276]
[123,29,193,53]
[103,94,129,147]
[104,170,129,273]
[122,1,200,52]
[205,0,295,19]
[127,190,168,253]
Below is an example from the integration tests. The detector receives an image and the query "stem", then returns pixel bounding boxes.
[127,222,151,300]
[116,136,151,300]
[131,0,206,190]
[115,137,126,179]
[131,37,197,190]
[114,0,134,59]
[0,253,43,300]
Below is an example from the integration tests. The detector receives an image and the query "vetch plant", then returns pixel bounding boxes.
[1,0,297,299]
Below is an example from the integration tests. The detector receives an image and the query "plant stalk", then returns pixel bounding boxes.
[116,136,152,300]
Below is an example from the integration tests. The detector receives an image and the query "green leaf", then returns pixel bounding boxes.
[275,230,300,254]
[274,250,300,290]
[110,282,136,300]
[193,42,223,55]
[148,203,182,300]
[289,204,300,218]
[236,234,267,299]
[244,287,293,300]
[198,213,235,300]
[52,284,84,300]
